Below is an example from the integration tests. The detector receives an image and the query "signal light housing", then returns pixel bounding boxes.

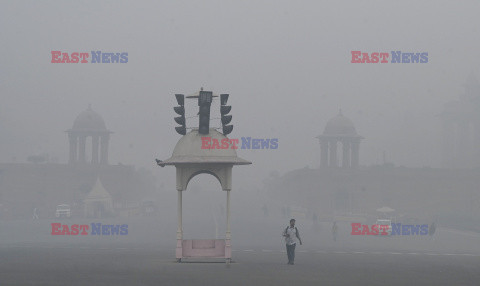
[220,94,233,135]
[174,94,186,135]
[198,91,213,135]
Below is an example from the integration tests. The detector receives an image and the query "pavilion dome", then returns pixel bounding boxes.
[323,111,357,135]
[71,105,108,132]
[161,129,251,165]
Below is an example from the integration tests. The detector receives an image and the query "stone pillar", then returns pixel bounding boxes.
[342,140,351,168]
[68,134,77,164]
[225,189,232,262]
[226,190,231,239]
[92,135,99,164]
[320,139,328,167]
[100,134,109,165]
[351,141,360,168]
[176,190,183,261]
[329,140,337,167]
[79,135,87,163]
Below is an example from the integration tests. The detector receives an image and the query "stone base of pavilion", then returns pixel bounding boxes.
[176,239,232,263]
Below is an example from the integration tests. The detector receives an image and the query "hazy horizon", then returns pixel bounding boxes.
[1,0,480,187]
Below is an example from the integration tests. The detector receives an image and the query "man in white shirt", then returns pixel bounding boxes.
[283,218,302,265]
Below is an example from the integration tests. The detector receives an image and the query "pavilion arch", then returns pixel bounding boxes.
[176,164,233,191]
[185,170,223,191]
[181,173,227,240]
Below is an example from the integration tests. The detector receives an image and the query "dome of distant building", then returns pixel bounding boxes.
[67,105,111,165]
[72,105,107,131]
[318,110,363,169]
[323,110,357,135]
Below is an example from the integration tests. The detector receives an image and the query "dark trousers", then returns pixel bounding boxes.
[286,243,296,263]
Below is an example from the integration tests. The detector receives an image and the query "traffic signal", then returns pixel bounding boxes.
[198,91,213,135]
[174,94,186,135]
[220,94,233,135]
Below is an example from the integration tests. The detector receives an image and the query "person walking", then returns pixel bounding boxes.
[429,222,436,240]
[332,221,338,241]
[32,207,39,220]
[283,218,302,265]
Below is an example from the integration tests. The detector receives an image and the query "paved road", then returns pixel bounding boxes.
[2,218,480,285]
[1,244,479,286]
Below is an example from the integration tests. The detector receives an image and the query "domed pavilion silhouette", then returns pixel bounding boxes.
[317,110,364,168]
[66,105,112,165]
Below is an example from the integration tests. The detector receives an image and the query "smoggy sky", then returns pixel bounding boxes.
[1,0,480,187]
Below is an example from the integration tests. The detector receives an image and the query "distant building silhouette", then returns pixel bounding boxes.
[67,105,112,165]
[317,110,364,168]
[440,74,480,168]
[0,105,155,219]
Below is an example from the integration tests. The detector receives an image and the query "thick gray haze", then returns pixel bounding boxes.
[1,1,480,186]
[2,2,480,284]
